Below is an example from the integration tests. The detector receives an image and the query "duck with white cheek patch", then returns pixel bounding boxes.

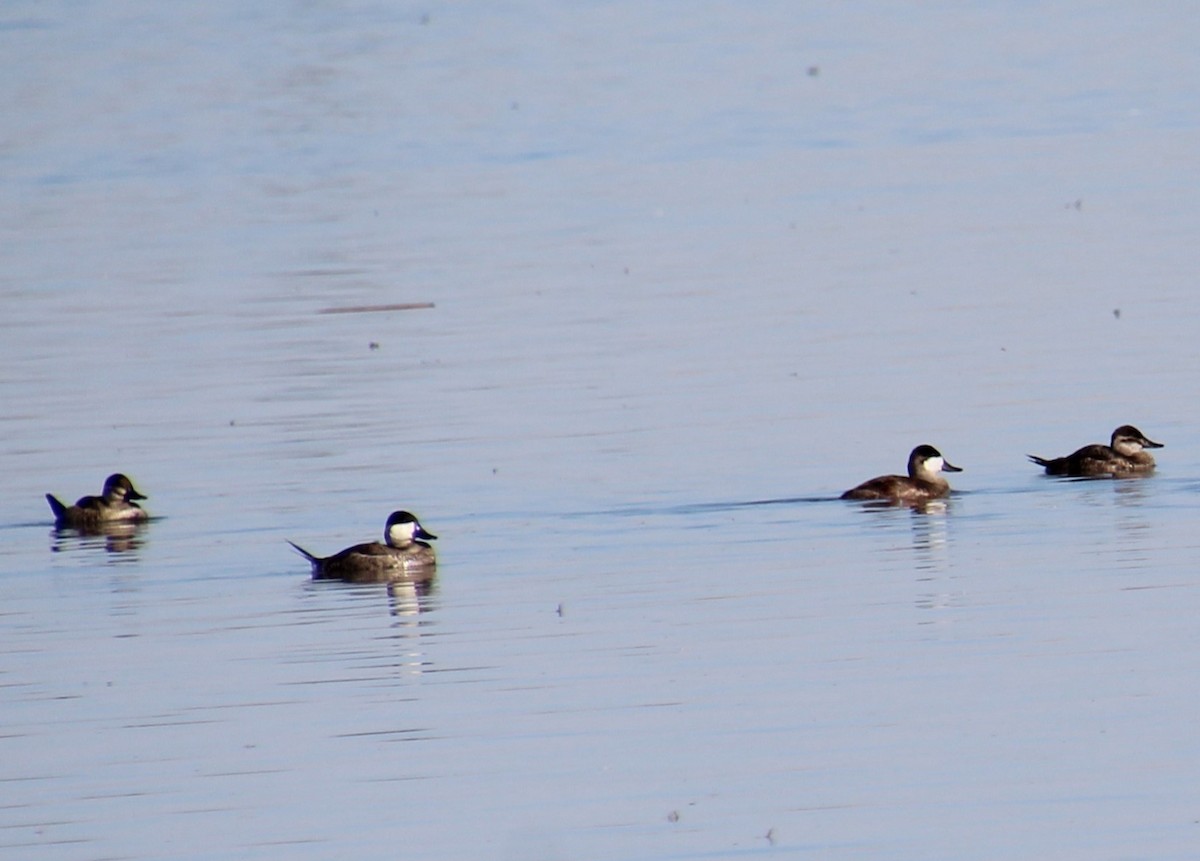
[288,510,438,583]
[46,473,149,529]
[841,444,962,504]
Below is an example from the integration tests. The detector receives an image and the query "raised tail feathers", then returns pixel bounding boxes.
[286,540,319,563]
[46,494,68,520]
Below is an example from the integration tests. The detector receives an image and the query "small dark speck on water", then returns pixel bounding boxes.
[764,828,777,845]
[556,603,565,617]
[667,811,680,823]
[369,342,380,350]
[807,65,820,77]
[1113,308,1121,319]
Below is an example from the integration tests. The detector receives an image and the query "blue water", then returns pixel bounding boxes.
[5,2,1200,859]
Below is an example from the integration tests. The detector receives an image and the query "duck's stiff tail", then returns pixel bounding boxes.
[286,540,319,563]
[1027,455,1051,467]
[46,494,67,520]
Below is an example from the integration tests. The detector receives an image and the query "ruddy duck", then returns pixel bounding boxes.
[1028,424,1162,477]
[288,510,437,583]
[841,444,962,503]
[46,473,149,529]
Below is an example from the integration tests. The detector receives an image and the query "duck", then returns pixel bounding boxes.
[288,510,437,583]
[841,444,962,504]
[1028,424,1162,477]
[46,473,149,529]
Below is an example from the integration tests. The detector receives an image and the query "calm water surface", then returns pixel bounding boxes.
[5,2,1200,859]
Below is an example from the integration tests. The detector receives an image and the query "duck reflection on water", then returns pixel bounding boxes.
[49,520,148,555]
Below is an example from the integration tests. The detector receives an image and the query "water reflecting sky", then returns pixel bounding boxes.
[4,3,1200,859]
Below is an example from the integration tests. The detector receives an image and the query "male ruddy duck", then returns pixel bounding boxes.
[288,510,437,583]
[841,444,962,503]
[46,473,149,529]
[1028,424,1162,477]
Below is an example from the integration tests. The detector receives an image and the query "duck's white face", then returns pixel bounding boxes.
[387,520,417,547]
[921,455,945,475]
[1112,434,1142,455]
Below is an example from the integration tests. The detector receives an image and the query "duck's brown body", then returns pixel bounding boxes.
[288,510,437,583]
[1028,425,1162,477]
[842,445,962,503]
[46,474,148,530]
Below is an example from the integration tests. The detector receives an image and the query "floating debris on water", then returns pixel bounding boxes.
[318,302,435,315]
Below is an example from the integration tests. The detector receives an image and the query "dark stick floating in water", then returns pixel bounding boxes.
[318,302,435,315]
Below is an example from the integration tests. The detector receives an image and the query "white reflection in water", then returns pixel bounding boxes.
[295,579,440,683]
[386,577,433,620]
[49,526,148,558]
[844,497,952,569]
